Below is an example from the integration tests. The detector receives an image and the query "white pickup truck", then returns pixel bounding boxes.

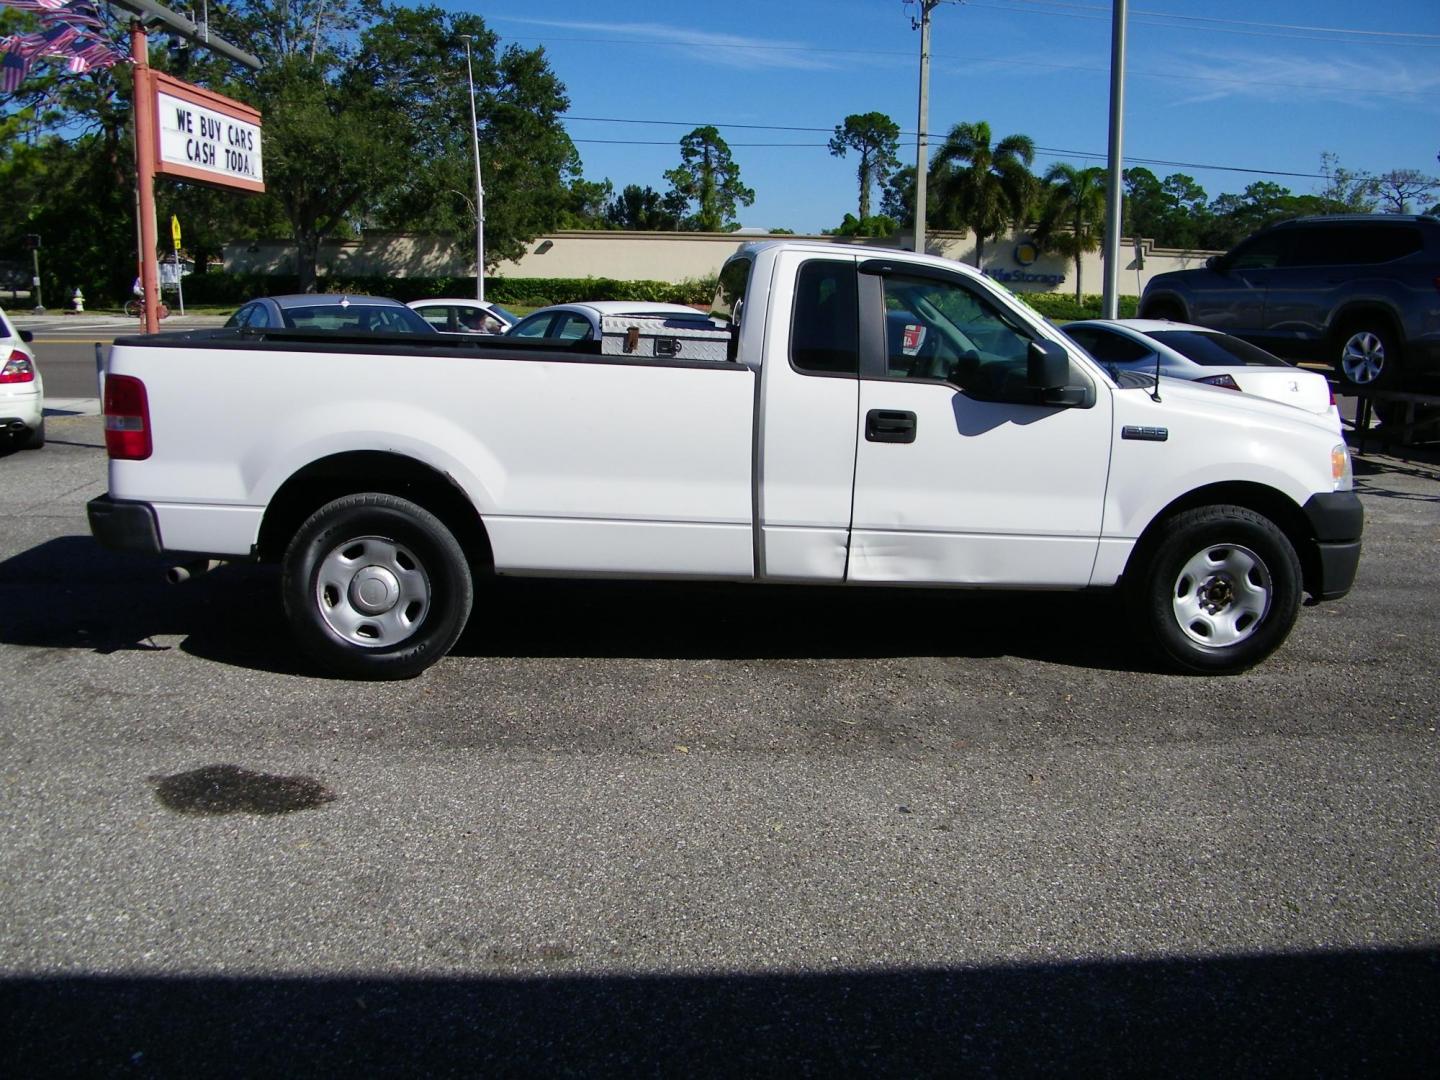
[88,240,1362,679]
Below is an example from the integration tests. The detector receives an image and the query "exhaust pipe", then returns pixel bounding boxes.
[166,558,220,585]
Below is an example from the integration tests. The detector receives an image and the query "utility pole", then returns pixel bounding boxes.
[464,37,486,303]
[1101,0,1129,318]
[910,1,942,255]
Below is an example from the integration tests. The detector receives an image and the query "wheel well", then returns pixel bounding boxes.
[1139,292,1187,321]
[1125,482,1323,599]
[1328,304,1403,348]
[256,451,493,570]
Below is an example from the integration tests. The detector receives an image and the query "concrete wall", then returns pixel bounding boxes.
[224,229,1220,296]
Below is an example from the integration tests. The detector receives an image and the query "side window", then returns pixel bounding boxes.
[1351,225,1422,264]
[879,273,1036,400]
[249,304,271,328]
[790,260,859,375]
[1228,232,1291,270]
[1285,226,1347,268]
[1064,326,1152,364]
[712,256,752,326]
[551,314,593,341]
[509,313,555,339]
[415,305,452,331]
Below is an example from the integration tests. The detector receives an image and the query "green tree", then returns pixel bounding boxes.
[557,178,616,229]
[1375,169,1439,213]
[1317,152,1378,213]
[1037,163,1106,303]
[605,184,684,230]
[664,126,754,232]
[826,213,897,238]
[828,112,901,222]
[932,121,1035,267]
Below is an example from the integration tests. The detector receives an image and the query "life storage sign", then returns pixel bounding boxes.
[148,71,264,194]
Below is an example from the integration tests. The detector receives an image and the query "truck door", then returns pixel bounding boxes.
[848,262,1112,587]
[754,252,862,581]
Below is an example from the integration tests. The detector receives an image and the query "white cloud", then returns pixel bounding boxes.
[494,17,841,71]
[1158,50,1440,109]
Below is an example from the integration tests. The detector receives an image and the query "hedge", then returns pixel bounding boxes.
[180,272,718,308]
[1016,293,1140,321]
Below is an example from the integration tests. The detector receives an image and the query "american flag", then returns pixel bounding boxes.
[0,0,123,88]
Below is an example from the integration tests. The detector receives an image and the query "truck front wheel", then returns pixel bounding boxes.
[282,493,473,679]
[1129,505,1302,674]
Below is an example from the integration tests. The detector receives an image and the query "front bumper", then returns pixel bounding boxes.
[87,495,162,556]
[1302,492,1363,602]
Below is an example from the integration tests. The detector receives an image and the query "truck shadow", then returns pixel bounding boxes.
[2,947,1436,1076]
[0,536,1150,675]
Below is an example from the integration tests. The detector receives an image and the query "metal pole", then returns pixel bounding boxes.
[464,38,485,302]
[1101,0,1128,319]
[175,249,186,315]
[913,1,934,255]
[31,248,43,313]
[130,21,161,333]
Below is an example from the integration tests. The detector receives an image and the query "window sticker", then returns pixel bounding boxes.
[902,324,926,356]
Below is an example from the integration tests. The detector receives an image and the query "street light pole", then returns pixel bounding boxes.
[1101,0,1129,319]
[464,37,486,303]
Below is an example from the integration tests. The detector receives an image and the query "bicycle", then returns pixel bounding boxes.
[124,295,171,320]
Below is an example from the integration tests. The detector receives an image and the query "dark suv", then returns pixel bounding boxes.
[1139,215,1440,391]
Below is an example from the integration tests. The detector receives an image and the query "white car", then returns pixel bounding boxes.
[1062,319,1339,426]
[0,307,44,451]
[407,298,519,336]
[506,301,708,342]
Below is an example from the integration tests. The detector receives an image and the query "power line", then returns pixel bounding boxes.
[505,35,1436,95]
[998,0,1440,39]
[966,1,1440,48]
[564,120,1332,181]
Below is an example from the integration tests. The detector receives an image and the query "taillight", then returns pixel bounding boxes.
[103,374,152,460]
[0,350,35,383]
[1197,374,1242,391]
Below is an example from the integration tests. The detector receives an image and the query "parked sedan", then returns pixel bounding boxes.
[506,301,708,343]
[407,298,518,335]
[0,306,44,451]
[225,295,437,334]
[1062,319,1339,424]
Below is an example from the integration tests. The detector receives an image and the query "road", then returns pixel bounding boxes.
[1,415,1437,1075]
[8,313,229,402]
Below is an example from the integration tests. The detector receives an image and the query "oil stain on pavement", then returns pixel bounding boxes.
[148,764,336,815]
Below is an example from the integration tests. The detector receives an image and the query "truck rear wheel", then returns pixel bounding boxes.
[1129,505,1301,674]
[282,493,472,679]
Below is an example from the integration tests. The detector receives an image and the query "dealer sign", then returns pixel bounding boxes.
[149,71,264,194]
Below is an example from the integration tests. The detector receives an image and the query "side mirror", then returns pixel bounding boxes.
[1205,254,1225,273]
[1028,339,1087,407]
[19,329,33,343]
[1027,339,1069,391]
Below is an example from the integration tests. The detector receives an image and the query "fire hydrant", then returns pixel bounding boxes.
[71,288,85,313]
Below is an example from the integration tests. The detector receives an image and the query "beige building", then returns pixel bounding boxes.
[224,228,1220,297]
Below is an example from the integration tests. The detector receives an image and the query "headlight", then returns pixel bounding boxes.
[1332,444,1353,491]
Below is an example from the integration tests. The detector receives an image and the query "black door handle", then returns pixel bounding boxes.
[866,409,917,444]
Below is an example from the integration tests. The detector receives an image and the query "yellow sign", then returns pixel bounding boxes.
[171,215,182,251]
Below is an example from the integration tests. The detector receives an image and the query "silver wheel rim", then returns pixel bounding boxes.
[1172,543,1271,648]
[315,534,431,648]
[1340,331,1385,385]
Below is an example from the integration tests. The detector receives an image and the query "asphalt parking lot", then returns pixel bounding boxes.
[1,415,1437,1075]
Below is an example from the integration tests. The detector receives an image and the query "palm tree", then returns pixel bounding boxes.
[932,121,1036,267]
[1037,163,1107,303]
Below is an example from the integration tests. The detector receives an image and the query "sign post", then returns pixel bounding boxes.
[171,214,185,316]
[128,20,263,332]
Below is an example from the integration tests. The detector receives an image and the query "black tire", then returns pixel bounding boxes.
[19,418,44,450]
[1334,319,1402,392]
[1127,505,1302,675]
[282,493,473,679]
[123,299,141,318]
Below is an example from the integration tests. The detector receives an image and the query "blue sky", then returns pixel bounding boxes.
[455,1,1440,233]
